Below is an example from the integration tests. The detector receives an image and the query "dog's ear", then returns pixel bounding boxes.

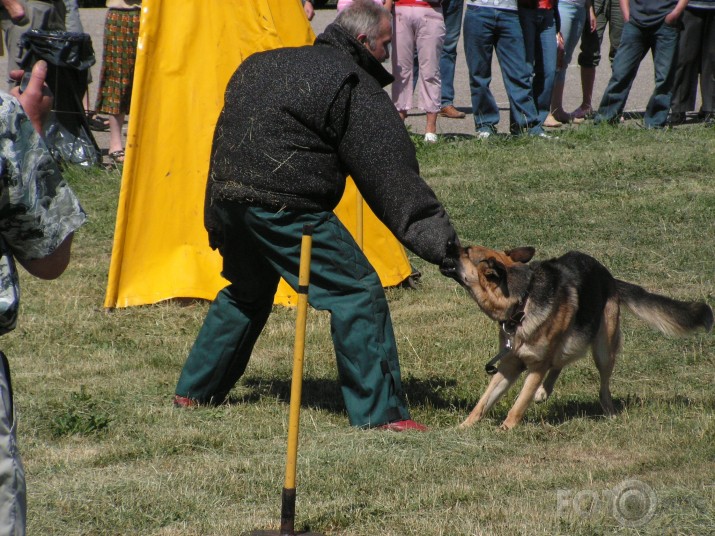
[505,263,533,298]
[505,247,536,263]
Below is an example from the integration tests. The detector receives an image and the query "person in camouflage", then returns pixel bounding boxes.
[0,60,85,536]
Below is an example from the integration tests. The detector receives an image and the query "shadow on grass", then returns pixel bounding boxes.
[229,377,709,426]
[530,396,631,425]
[233,377,345,413]
[231,376,466,414]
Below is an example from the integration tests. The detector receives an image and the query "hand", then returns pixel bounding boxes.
[664,10,682,26]
[303,0,315,21]
[589,7,597,32]
[556,32,565,70]
[9,61,53,135]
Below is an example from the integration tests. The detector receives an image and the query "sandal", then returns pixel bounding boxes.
[85,110,109,132]
[571,105,593,123]
[109,150,125,164]
[544,114,563,128]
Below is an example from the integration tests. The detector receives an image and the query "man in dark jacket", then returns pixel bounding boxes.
[173,1,460,431]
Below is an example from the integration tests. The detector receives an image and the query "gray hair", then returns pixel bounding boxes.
[334,0,391,49]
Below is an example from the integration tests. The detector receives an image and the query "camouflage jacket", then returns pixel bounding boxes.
[0,90,86,335]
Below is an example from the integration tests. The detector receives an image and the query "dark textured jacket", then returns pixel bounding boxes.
[205,23,458,265]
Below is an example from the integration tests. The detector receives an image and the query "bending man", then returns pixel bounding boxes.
[173,1,459,431]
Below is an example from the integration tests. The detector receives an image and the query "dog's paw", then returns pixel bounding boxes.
[534,386,550,403]
[499,421,516,431]
[458,419,475,429]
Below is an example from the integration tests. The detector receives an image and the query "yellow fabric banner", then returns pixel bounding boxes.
[104,0,412,308]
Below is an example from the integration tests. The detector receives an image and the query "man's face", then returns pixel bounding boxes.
[361,17,392,63]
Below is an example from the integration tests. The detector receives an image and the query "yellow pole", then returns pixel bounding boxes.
[280,224,313,536]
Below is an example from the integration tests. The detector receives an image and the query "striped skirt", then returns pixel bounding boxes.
[94,8,140,116]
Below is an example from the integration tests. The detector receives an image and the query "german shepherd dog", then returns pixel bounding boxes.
[440,244,713,430]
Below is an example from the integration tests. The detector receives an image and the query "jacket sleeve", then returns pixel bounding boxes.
[0,93,86,262]
[334,85,459,265]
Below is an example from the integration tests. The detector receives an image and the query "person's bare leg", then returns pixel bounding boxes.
[572,66,595,120]
[425,111,437,134]
[107,113,125,162]
[548,79,570,124]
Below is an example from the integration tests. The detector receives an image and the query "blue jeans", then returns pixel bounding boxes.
[439,0,464,107]
[519,8,557,124]
[556,0,588,84]
[463,5,543,134]
[595,20,681,128]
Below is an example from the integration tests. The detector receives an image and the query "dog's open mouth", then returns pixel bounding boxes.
[439,256,460,280]
[440,241,463,281]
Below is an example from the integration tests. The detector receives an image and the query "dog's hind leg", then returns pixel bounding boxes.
[592,300,621,417]
[459,354,524,429]
[534,368,562,403]
[501,366,549,430]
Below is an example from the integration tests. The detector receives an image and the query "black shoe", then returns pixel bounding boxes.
[698,111,714,125]
[86,111,109,131]
[669,112,686,125]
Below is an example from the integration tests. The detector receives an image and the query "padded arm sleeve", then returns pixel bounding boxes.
[336,88,459,265]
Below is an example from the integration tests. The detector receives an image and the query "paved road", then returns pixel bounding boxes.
[2,6,693,156]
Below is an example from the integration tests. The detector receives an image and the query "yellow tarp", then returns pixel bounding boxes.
[104,0,412,309]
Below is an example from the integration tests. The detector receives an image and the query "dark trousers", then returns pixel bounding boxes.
[175,203,410,428]
[671,8,715,115]
[519,7,558,124]
[578,0,625,68]
[595,20,680,128]
[439,0,465,107]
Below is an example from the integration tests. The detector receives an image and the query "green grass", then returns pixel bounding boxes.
[6,124,714,535]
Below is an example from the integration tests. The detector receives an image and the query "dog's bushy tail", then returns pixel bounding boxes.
[616,280,713,336]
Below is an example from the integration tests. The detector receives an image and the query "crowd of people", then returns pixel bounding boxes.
[301,0,714,139]
[2,0,712,165]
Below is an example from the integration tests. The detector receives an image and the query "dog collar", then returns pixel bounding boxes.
[485,294,528,375]
[501,292,529,335]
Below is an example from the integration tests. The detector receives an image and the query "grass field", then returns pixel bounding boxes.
[5,124,714,535]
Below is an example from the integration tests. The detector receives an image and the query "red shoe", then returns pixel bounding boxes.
[173,395,198,408]
[377,419,428,432]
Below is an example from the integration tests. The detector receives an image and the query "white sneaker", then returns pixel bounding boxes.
[535,132,559,140]
[424,132,438,143]
[476,131,492,139]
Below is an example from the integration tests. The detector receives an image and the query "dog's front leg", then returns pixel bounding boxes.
[501,367,549,430]
[460,355,524,429]
[534,368,561,403]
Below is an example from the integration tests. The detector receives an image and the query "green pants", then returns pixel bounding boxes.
[175,202,410,427]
